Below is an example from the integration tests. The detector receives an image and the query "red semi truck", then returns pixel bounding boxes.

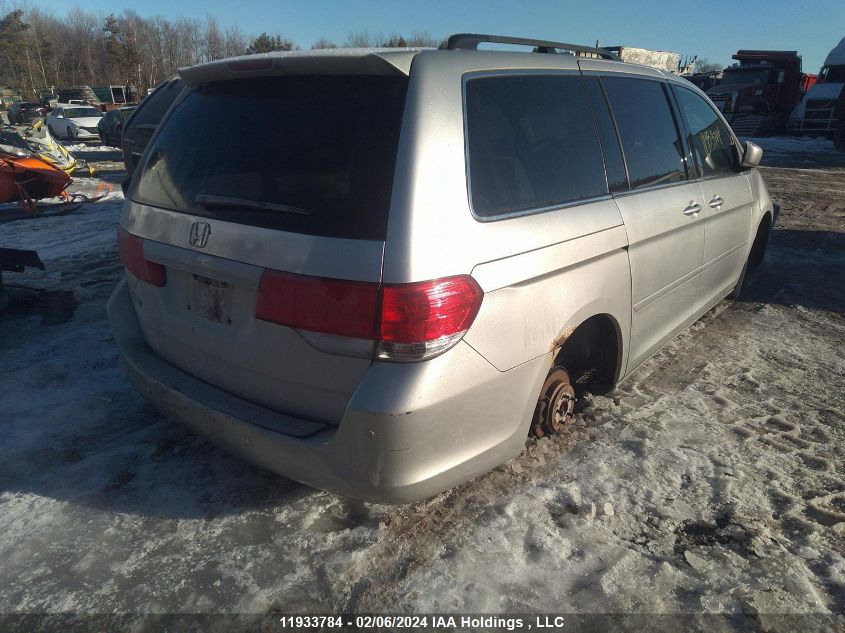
[706,50,816,136]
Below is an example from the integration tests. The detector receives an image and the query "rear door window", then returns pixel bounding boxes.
[465,74,608,217]
[671,85,737,178]
[132,75,408,241]
[601,76,688,190]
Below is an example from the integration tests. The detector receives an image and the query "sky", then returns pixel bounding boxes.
[32,0,845,72]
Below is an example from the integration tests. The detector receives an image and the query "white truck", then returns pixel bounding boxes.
[788,37,845,149]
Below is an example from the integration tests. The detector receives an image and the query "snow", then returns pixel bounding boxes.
[739,135,839,156]
[62,143,118,153]
[0,145,843,625]
[738,135,845,169]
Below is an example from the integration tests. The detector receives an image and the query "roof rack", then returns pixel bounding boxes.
[439,33,618,60]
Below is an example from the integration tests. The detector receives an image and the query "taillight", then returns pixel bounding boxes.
[255,271,380,340]
[254,271,483,362]
[377,276,484,361]
[117,227,166,286]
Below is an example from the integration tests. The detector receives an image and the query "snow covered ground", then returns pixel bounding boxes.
[0,140,843,630]
[738,136,845,169]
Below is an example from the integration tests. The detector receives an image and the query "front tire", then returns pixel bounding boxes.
[729,258,748,299]
[748,216,772,267]
[732,215,772,300]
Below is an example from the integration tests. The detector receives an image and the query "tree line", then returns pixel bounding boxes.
[0,7,437,99]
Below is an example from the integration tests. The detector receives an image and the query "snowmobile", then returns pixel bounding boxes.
[0,135,72,207]
[21,118,95,177]
[1,127,113,218]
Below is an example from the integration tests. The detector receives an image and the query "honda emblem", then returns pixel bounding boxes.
[189,221,211,248]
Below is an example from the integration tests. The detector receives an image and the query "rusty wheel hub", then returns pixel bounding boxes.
[531,367,576,438]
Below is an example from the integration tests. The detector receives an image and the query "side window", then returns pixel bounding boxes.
[583,76,629,193]
[672,85,737,178]
[465,74,608,217]
[124,77,185,138]
[602,76,687,190]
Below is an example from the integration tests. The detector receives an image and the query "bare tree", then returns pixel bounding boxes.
[224,25,247,58]
[204,15,225,62]
[311,37,337,50]
[0,7,443,96]
[344,31,378,48]
[405,31,437,47]
[695,58,723,74]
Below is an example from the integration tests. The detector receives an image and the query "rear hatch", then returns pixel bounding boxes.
[122,59,409,424]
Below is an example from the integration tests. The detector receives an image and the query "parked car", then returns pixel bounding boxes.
[97,106,135,147]
[108,34,775,503]
[8,101,46,125]
[46,104,103,141]
[120,76,184,181]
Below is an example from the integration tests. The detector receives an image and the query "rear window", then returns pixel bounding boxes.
[465,74,608,218]
[132,75,408,241]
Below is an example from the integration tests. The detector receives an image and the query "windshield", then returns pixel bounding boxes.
[132,75,408,240]
[0,130,32,156]
[820,65,845,83]
[64,107,101,118]
[721,68,775,85]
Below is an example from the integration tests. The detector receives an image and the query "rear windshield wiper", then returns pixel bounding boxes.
[194,194,311,216]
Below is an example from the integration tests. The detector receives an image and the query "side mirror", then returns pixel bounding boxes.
[739,141,763,170]
[739,141,763,171]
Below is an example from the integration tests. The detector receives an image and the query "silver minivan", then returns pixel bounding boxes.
[108,34,776,503]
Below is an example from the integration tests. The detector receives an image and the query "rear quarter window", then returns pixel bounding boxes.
[131,75,407,241]
[465,74,608,218]
[125,78,185,132]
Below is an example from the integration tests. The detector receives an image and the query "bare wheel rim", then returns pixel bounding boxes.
[531,367,576,437]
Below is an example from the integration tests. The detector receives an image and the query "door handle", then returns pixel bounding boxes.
[708,196,724,208]
[683,202,702,216]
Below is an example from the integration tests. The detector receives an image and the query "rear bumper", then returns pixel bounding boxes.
[107,279,547,503]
